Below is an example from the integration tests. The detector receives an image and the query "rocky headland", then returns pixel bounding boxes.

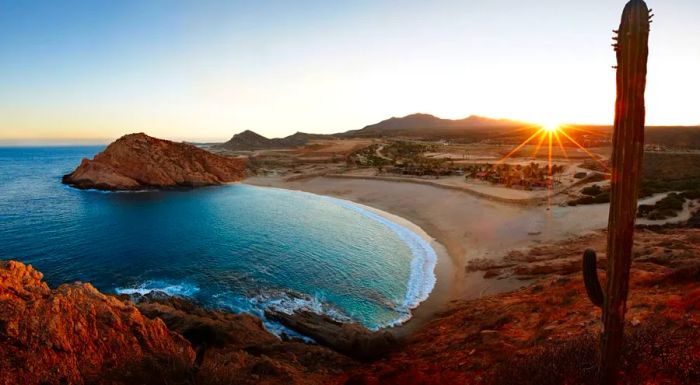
[62,133,247,191]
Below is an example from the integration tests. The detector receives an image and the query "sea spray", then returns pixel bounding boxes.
[115,280,200,297]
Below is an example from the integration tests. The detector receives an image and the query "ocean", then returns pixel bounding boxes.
[0,146,436,332]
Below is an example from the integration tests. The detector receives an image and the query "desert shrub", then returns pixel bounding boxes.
[656,193,685,211]
[648,208,677,220]
[569,190,610,206]
[681,189,700,200]
[592,192,610,204]
[688,210,700,228]
[638,192,687,220]
[581,184,602,196]
[486,333,598,385]
[486,320,700,385]
[637,204,654,217]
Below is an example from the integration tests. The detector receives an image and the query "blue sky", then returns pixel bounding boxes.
[1,0,699,144]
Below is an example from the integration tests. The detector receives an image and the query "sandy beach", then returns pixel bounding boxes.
[244,175,688,332]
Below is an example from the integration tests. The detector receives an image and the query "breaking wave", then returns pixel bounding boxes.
[115,280,200,297]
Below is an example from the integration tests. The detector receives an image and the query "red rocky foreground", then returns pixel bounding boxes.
[2,228,699,385]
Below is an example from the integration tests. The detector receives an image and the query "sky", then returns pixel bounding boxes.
[1,0,699,144]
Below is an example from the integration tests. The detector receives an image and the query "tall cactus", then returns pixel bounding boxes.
[582,1,651,384]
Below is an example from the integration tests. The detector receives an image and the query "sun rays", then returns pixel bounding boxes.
[496,122,610,206]
[499,123,608,168]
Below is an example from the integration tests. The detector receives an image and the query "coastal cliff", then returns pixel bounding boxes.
[0,260,355,385]
[62,133,247,190]
[0,260,195,385]
[2,228,698,384]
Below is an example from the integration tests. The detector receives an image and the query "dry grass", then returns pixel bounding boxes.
[487,319,700,385]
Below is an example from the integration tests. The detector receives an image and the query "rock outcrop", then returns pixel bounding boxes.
[62,133,247,190]
[265,309,396,361]
[0,261,356,385]
[134,293,356,385]
[0,260,195,385]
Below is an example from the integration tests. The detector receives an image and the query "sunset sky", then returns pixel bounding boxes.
[1,0,699,144]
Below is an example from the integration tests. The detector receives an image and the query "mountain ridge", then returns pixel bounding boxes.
[217,113,700,150]
[219,113,528,150]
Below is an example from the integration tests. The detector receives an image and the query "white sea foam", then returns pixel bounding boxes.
[214,289,350,341]
[249,185,439,328]
[113,186,438,332]
[317,196,438,316]
[115,280,200,297]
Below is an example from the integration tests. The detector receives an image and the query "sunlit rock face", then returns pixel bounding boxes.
[0,260,195,385]
[62,133,247,191]
[0,260,356,385]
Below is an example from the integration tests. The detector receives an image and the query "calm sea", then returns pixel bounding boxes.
[0,146,436,331]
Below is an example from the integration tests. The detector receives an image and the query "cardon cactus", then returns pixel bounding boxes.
[582,1,652,384]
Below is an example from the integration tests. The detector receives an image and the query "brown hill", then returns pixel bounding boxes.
[339,113,526,140]
[62,133,247,191]
[216,130,326,151]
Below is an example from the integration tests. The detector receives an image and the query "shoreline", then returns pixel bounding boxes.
[242,174,694,334]
[243,175,553,334]
[248,184,454,335]
[317,193,455,336]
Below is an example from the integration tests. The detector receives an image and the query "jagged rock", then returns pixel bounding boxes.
[0,260,195,385]
[136,294,355,385]
[264,309,396,361]
[62,133,247,190]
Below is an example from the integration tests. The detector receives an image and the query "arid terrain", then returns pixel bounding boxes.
[4,117,700,384]
[211,115,700,210]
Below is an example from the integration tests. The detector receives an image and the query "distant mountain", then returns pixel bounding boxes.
[217,114,530,150]
[339,113,526,139]
[216,130,327,151]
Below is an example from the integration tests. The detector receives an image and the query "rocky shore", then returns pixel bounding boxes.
[2,228,699,385]
[0,260,391,385]
[62,133,247,191]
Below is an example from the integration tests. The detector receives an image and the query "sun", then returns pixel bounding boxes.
[541,122,561,133]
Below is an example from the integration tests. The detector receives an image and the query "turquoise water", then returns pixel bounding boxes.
[0,146,436,331]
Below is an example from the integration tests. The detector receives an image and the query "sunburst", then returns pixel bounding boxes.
[496,122,610,206]
[499,123,608,168]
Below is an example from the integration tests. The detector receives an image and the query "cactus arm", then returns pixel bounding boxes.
[582,249,604,308]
